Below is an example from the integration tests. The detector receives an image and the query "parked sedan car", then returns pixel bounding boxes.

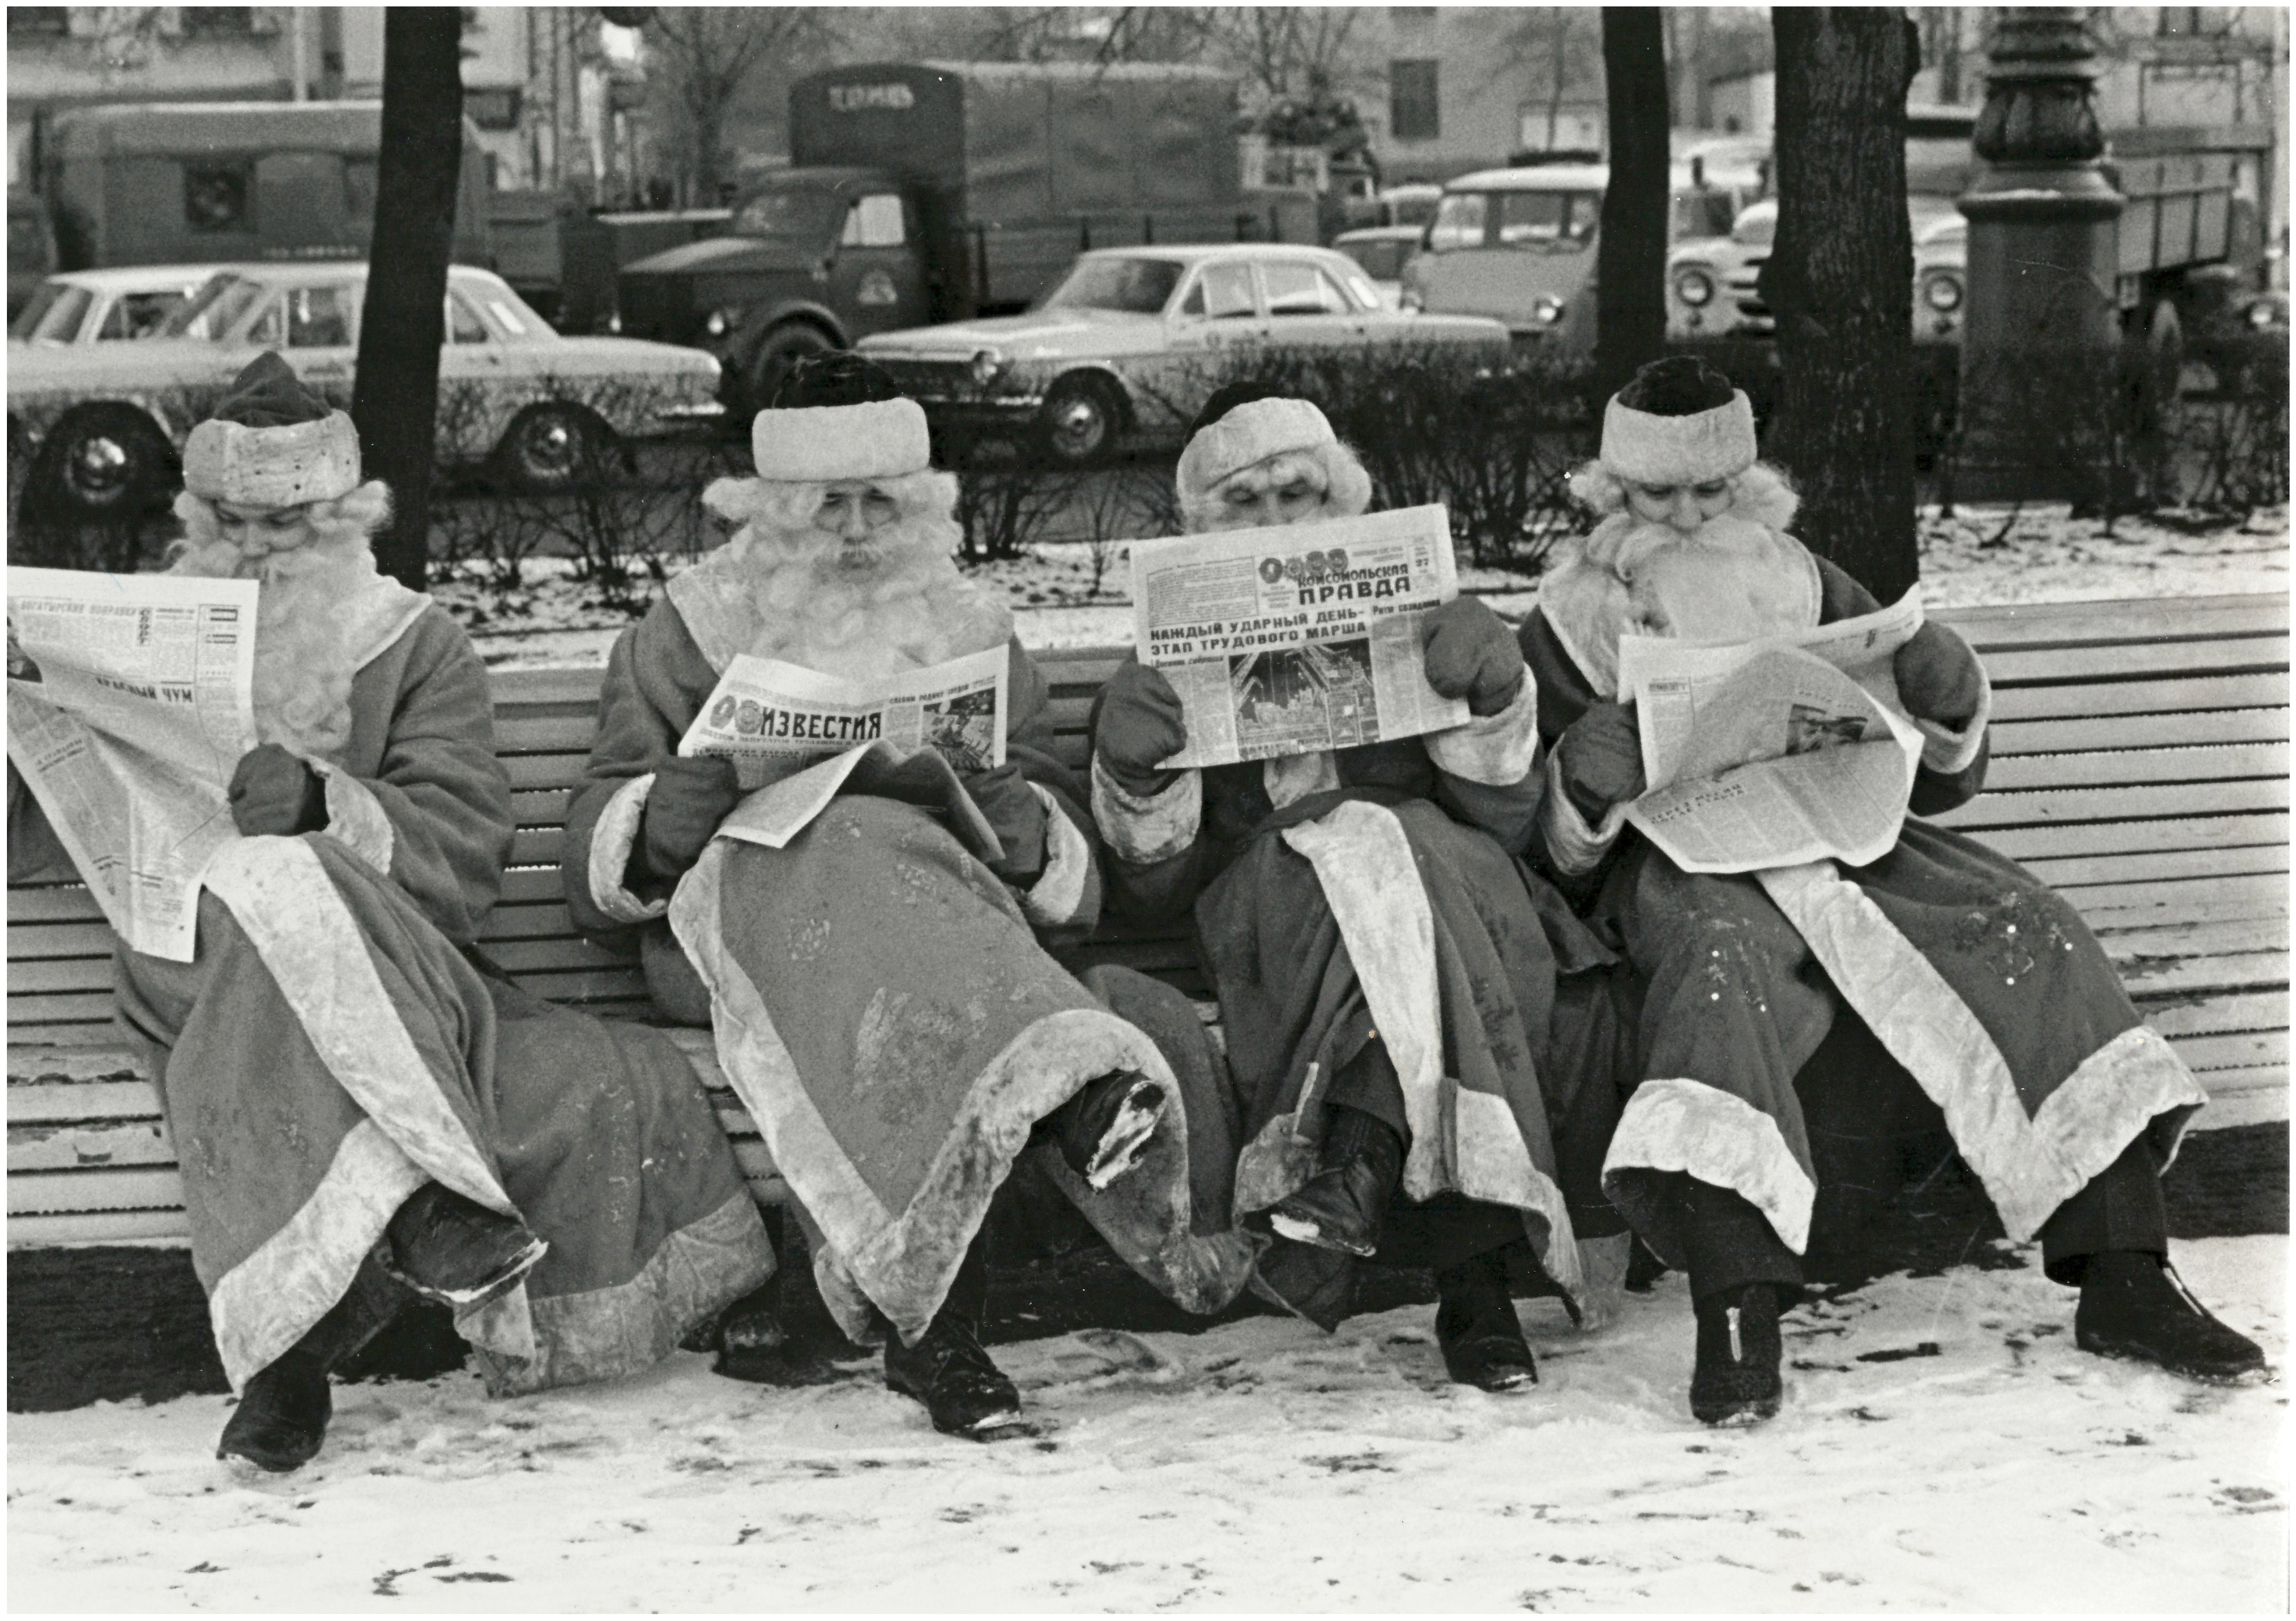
[10,265,217,347]
[855,244,1510,465]
[10,262,722,519]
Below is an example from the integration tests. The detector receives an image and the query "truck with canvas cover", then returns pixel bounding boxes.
[34,102,492,273]
[614,60,1253,411]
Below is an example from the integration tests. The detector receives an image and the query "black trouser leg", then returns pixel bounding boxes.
[1671,1175,1803,1304]
[298,1253,414,1371]
[2040,1136,2169,1286]
[1324,1033,1410,1142]
[942,1224,993,1325]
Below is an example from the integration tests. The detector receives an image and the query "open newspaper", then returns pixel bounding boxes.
[1130,504,1471,769]
[1618,590,1927,874]
[7,567,260,962]
[676,645,1006,847]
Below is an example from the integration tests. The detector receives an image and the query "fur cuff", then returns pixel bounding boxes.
[1016,786,1096,929]
[1424,672,1541,786]
[1092,754,1202,867]
[1601,390,1758,487]
[1537,747,1631,876]
[314,763,395,875]
[1915,663,1993,776]
[589,773,669,925]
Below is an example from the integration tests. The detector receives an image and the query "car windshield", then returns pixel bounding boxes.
[1673,188,1739,240]
[10,281,91,343]
[1340,239,1410,281]
[161,273,266,340]
[1496,190,1597,251]
[730,187,842,242]
[1732,206,1777,248]
[1036,256,1183,315]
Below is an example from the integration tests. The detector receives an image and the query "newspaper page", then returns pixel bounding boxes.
[1129,505,1471,769]
[1619,592,1928,874]
[6,567,260,962]
[677,646,1007,790]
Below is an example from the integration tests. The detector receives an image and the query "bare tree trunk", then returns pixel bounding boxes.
[1760,9,1920,601]
[350,9,461,590]
[1595,7,1670,404]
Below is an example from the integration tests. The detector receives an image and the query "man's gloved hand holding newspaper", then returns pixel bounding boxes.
[1615,591,1928,874]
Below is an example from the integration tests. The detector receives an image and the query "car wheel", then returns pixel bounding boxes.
[495,404,614,494]
[747,322,836,412]
[1038,375,1123,467]
[27,404,175,525]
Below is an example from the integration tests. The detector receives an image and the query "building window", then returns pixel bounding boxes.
[465,87,522,130]
[7,9,69,35]
[2156,7,2203,35]
[1390,59,1440,143]
[179,7,256,36]
[184,162,253,232]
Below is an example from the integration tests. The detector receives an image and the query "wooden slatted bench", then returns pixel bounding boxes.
[10,592,2287,1249]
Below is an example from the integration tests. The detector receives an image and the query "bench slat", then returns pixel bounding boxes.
[1940,804,2287,851]
[2065,874,2294,930]
[1935,594,2287,649]
[1979,742,2289,792]
[2119,951,2290,997]
[1988,708,2287,757]
[1982,636,2289,687]
[2141,990,2290,1039]
[2017,841,2289,888]
[2097,914,2289,962]
[1986,671,2289,723]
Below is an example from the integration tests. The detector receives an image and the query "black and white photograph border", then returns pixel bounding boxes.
[5,3,2287,1613]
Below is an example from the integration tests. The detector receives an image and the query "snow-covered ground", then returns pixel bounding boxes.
[9,1235,2283,1612]
[452,504,2290,670]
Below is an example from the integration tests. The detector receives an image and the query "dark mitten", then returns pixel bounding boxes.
[1554,701,1645,825]
[229,742,327,837]
[1421,595,1526,716]
[638,755,740,884]
[962,764,1049,886]
[1095,660,1189,796]
[1893,621,1984,727]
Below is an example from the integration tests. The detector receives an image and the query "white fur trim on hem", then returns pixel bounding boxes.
[1756,860,2207,1241]
[588,773,668,925]
[1017,786,1093,929]
[206,1117,428,1391]
[314,764,395,874]
[1424,674,1541,786]
[1603,1076,1818,1255]
[1092,755,1202,867]
[1263,749,1340,810]
[1915,663,1992,776]
[1537,746,1631,875]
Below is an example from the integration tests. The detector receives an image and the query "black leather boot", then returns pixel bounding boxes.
[1252,1238,1356,1333]
[1267,1107,1406,1259]
[1690,1283,1784,1426]
[884,1311,1023,1437]
[1435,1249,1538,1391]
[384,1181,547,1309]
[2075,1251,2267,1381]
[216,1347,331,1473]
[1055,1070,1166,1191]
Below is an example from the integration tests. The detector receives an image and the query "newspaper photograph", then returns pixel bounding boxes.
[677,646,1007,792]
[1129,504,1471,769]
[6,566,260,962]
[1618,592,1927,874]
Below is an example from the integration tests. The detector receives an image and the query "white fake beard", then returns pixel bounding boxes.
[1581,512,1811,645]
[169,507,378,760]
[731,510,1011,681]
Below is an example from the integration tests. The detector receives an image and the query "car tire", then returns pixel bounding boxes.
[1037,374,1124,467]
[494,403,615,494]
[747,322,836,412]
[25,404,176,526]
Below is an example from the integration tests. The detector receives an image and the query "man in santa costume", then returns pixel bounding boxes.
[1090,387,1635,1390]
[563,383,1253,1438]
[1520,356,2264,1424]
[7,354,777,1471]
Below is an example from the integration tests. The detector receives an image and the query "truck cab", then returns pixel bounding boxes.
[617,170,933,410]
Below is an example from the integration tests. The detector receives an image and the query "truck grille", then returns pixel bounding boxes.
[1728,253,1774,335]
[616,276,691,344]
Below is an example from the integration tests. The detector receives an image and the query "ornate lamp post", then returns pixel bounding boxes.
[1955,7,2126,503]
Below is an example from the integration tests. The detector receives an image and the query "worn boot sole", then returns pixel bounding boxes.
[1266,1209,1379,1258]
[1083,1084,1166,1192]
[2076,1326,2270,1383]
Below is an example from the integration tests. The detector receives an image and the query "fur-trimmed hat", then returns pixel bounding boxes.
[750,397,931,482]
[1176,396,1337,502]
[182,351,362,506]
[1600,356,1757,486]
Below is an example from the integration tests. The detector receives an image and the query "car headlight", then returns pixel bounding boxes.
[704,307,740,339]
[1923,275,1963,313]
[1674,269,1715,308]
[2247,300,2281,330]
[604,311,622,335]
[970,348,1005,387]
[1531,296,1565,325]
